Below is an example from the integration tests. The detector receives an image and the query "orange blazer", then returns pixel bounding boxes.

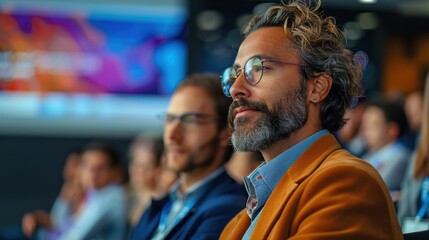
[220,134,403,240]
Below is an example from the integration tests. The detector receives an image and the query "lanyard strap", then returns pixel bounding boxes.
[416,177,429,219]
[158,199,173,232]
[157,191,203,233]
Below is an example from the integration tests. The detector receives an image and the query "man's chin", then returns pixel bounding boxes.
[234,119,256,132]
[233,122,256,137]
[167,161,185,173]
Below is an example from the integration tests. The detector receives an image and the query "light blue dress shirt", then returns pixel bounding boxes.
[39,184,127,240]
[242,130,329,239]
[363,141,410,191]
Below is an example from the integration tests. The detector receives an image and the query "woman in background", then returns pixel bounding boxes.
[397,73,429,231]
[127,134,177,227]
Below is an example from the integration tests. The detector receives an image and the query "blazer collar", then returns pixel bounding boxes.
[163,169,234,238]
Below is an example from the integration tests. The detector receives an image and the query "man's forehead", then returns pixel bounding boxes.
[168,87,216,114]
[82,151,109,164]
[235,27,294,65]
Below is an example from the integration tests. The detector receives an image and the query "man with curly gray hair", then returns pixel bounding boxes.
[219,0,402,239]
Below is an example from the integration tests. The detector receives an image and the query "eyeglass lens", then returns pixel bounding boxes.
[221,57,264,97]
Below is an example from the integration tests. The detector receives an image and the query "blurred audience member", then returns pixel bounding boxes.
[58,149,83,207]
[226,151,263,184]
[397,74,429,232]
[20,149,83,240]
[404,90,423,149]
[337,99,367,157]
[23,141,127,240]
[155,153,178,198]
[130,73,246,240]
[361,98,411,197]
[127,134,176,227]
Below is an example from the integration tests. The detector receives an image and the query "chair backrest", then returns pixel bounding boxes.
[403,230,429,240]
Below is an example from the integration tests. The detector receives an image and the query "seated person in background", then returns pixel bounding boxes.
[154,152,178,200]
[127,134,177,227]
[397,74,429,231]
[22,148,83,239]
[58,149,84,209]
[226,151,263,184]
[337,99,367,157]
[23,141,127,240]
[130,73,246,240]
[404,90,423,149]
[361,98,411,199]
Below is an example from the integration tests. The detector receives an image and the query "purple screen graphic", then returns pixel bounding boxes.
[0,2,188,136]
[0,4,188,95]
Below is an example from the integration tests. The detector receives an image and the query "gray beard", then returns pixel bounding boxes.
[231,80,308,152]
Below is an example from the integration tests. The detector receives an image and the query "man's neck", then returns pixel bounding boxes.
[179,164,222,194]
[262,125,323,162]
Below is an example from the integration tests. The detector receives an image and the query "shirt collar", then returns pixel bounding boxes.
[169,167,225,202]
[258,129,329,190]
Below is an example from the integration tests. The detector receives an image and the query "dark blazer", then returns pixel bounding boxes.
[130,169,246,240]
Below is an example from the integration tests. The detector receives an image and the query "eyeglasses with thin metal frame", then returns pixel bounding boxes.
[158,112,217,128]
[220,56,305,97]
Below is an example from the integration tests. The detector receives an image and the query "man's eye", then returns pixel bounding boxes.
[165,115,176,123]
[182,115,198,124]
[252,65,262,71]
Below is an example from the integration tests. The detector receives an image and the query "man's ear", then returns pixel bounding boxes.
[219,127,232,147]
[308,73,332,104]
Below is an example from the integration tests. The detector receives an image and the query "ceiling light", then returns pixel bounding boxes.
[196,10,223,31]
[358,0,377,4]
[357,12,379,30]
[344,21,363,41]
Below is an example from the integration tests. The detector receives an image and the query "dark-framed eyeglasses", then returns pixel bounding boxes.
[158,112,217,128]
[220,56,305,97]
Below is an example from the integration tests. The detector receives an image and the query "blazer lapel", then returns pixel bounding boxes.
[251,134,341,239]
[137,197,168,240]
[220,209,251,239]
[165,170,230,238]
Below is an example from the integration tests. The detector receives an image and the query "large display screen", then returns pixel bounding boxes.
[0,0,188,136]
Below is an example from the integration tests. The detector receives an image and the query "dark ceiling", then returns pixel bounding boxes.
[323,0,429,16]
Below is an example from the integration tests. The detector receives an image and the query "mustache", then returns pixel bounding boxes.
[228,99,269,128]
